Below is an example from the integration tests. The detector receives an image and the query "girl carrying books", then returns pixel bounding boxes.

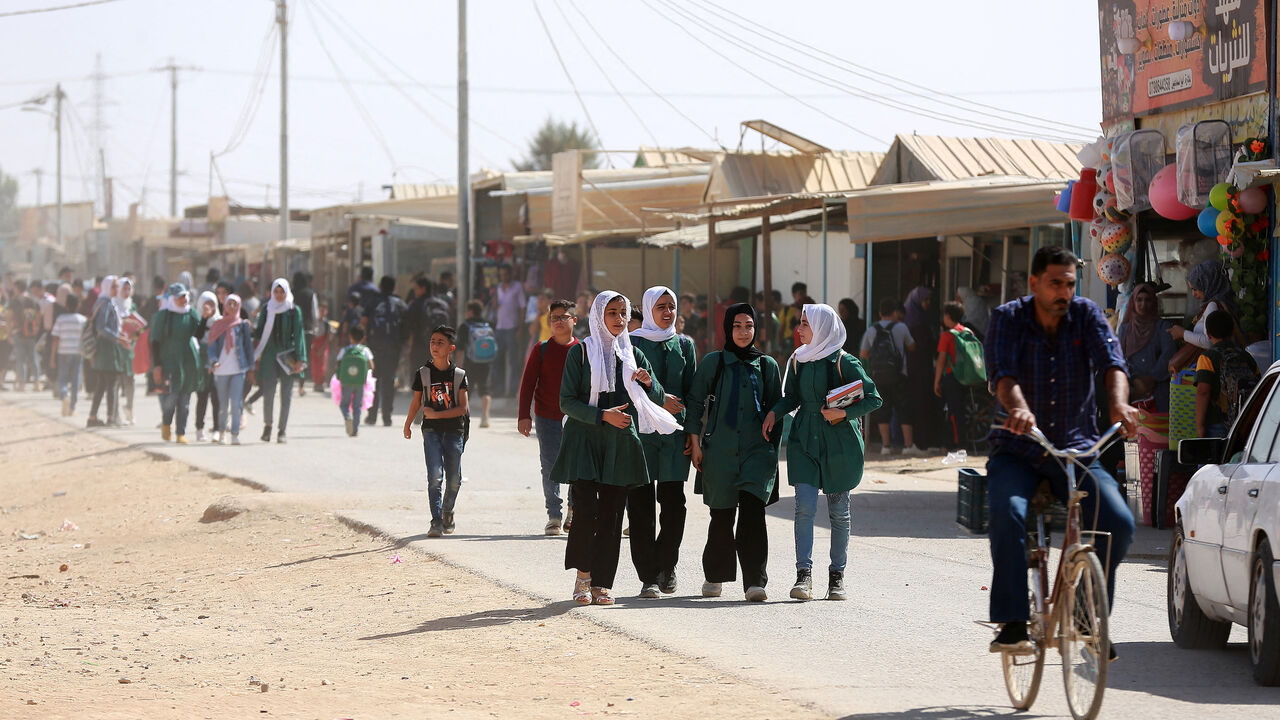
[252,278,308,444]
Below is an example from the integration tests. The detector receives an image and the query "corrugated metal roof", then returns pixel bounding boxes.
[640,208,828,249]
[870,135,1083,185]
[387,184,456,200]
[634,147,717,167]
[703,151,885,202]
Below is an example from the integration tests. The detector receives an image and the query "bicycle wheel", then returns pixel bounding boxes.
[1001,597,1045,710]
[1060,550,1110,720]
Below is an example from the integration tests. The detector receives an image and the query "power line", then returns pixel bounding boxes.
[0,0,124,19]
[215,18,277,158]
[530,0,608,157]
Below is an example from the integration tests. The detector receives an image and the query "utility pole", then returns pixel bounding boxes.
[151,58,198,217]
[277,0,289,243]
[29,168,43,207]
[456,0,469,328]
[55,83,62,250]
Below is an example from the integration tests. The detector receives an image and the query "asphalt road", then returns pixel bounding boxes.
[9,384,1276,718]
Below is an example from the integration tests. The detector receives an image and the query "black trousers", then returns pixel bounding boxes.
[626,481,687,584]
[703,491,768,590]
[564,480,628,589]
[195,384,222,431]
[89,369,118,420]
[368,348,400,423]
[940,374,970,450]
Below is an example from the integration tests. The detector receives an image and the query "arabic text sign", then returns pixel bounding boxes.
[1100,0,1266,121]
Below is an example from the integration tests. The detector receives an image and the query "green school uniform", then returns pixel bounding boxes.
[685,351,782,508]
[551,343,666,489]
[632,334,697,484]
[149,309,201,394]
[252,305,308,382]
[91,301,130,374]
[770,351,883,493]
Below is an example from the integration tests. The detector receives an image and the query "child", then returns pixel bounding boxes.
[457,300,493,428]
[1195,310,1260,438]
[517,298,580,536]
[337,325,374,436]
[207,294,253,445]
[404,325,470,538]
[49,302,87,416]
[934,301,975,451]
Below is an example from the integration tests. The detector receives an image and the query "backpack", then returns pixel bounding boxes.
[866,321,903,379]
[1218,345,1261,428]
[20,302,40,338]
[368,295,403,347]
[424,298,451,336]
[79,310,98,361]
[467,321,498,363]
[947,327,986,386]
[418,365,471,447]
[337,344,371,388]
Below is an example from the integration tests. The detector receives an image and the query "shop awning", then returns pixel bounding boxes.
[845,176,1068,243]
[638,207,828,249]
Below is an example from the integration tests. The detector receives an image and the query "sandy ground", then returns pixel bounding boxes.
[0,403,819,720]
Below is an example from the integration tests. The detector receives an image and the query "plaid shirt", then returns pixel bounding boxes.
[985,295,1127,463]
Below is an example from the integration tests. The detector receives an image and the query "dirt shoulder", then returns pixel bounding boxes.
[0,403,818,719]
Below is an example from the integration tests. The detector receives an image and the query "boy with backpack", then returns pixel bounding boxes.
[9,280,43,391]
[366,275,407,427]
[337,325,374,437]
[404,325,470,538]
[517,299,580,535]
[860,297,921,457]
[457,299,495,428]
[1195,310,1260,438]
[934,301,985,451]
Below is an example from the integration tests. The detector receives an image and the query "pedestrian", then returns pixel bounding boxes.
[311,301,334,393]
[904,286,941,452]
[404,325,469,537]
[115,277,139,425]
[517,298,580,536]
[337,325,374,437]
[292,272,319,398]
[348,266,380,317]
[365,275,407,427]
[140,275,165,323]
[239,280,261,320]
[207,293,253,445]
[837,298,864,353]
[933,301,978,451]
[551,292,680,605]
[1168,260,1242,367]
[1118,282,1177,410]
[193,291,224,442]
[252,278,308,444]
[686,302,782,602]
[87,277,129,427]
[764,303,883,602]
[404,277,451,381]
[861,298,922,456]
[1194,310,1259,438]
[457,300,495,428]
[150,283,201,443]
[956,287,990,339]
[491,265,526,397]
[49,295,87,416]
[627,286,697,597]
[0,289,13,390]
[9,280,42,391]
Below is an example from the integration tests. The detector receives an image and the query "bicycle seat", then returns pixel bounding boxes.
[1028,480,1068,530]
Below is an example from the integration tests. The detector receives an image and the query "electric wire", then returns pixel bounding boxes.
[0,0,123,19]
[215,18,277,158]
[530,0,608,160]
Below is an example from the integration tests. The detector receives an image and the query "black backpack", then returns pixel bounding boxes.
[369,295,404,347]
[866,322,903,379]
[1218,345,1261,428]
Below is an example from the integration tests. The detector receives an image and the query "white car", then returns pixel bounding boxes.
[1170,360,1280,684]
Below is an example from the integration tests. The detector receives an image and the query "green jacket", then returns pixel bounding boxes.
[91,299,130,374]
[685,351,782,509]
[550,343,666,488]
[632,334,697,484]
[770,351,882,493]
[149,309,201,394]
[252,305,308,382]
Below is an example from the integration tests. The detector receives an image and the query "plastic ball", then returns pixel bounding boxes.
[1096,253,1131,288]
[1197,206,1221,237]
[1093,190,1112,216]
[1105,203,1131,223]
[1089,217,1108,240]
[1103,167,1115,194]
[1238,186,1268,215]
[1100,223,1132,253]
[1149,164,1198,220]
[1209,182,1237,212]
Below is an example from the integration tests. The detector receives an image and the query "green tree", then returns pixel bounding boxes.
[512,117,600,171]
[0,164,18,235]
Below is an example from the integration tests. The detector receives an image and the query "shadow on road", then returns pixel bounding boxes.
[1107,640,1273,704]
[357,601,576,640]
[765,489,977,540]
[836,706,1016,719]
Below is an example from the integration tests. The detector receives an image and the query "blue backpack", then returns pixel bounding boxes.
[467,321,498,363]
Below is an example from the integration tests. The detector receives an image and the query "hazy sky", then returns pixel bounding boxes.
[0,0,1102,214]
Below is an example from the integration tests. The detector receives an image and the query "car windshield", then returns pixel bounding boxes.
[1231,372,1279,463]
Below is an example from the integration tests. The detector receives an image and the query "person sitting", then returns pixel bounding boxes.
[1118,283,1177,411]
[1195,310,1260,439]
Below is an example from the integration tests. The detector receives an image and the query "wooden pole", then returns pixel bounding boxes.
[707,215,718,305]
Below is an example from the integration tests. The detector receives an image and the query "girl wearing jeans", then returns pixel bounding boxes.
[764,304,882,602]
[207,294,252,445]
[252,278,307,444]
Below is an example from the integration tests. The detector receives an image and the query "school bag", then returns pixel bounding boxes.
[368,295,403,347]
[337,344,370,388]
[19,301,41,338]
[79,305,101,361]
[866,321,903,379]
[466,321,498,363]
[946,327,986,386]
[423,297,452,336]
[418,365,471,447]
[1217,344,1260,428]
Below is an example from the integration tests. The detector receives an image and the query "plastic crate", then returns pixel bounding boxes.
[957,468,988,534]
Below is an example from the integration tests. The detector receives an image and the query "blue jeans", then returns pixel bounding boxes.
[987,453,1135,622]
[160,391,191,436]
[423,429,464,522]
[213,373,246,436]
[340,385,362,431]
[495,327,519,396]
[55,354,82,410]
[535,415,566,518]
[12,337,39,384]
[794,483,851,572]
[260,374,294,431]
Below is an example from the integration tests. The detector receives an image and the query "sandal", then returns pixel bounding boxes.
[591,587,614,605]
[573,576,592,605]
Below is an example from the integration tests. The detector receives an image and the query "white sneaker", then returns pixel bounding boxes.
[230,435,240,446]
[901,446,927,458]
[879,446,892,456]
[701,582,722,597]
[195,430,206,442]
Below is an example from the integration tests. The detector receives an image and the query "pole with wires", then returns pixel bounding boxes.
[55,83,63,251]
[456,0,470,328]
[277,0,289,244]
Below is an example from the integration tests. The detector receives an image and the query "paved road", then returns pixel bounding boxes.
[9,385,1276,717]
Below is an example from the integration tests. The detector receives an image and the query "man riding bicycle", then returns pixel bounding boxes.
[985,246,1139,658]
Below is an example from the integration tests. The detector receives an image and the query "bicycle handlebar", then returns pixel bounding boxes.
[989,421,1125,458]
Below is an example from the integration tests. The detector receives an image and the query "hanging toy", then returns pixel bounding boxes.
[1096,253,1131,288]
[1100,222,1132,254]
[1089,216,1108,240]
[1093,189,1113,217]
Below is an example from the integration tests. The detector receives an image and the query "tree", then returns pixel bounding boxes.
[0,164,18,235]
[512,117,600,171]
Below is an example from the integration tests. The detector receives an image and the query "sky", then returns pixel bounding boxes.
[0,0,1103,215]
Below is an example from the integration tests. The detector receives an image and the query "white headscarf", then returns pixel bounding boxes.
[253,278,295,360]
[783,303,847,390]
[197,290,221,323]
[630,285,677,343]
[114,277,134,317]
[93,275,118,317]
[583,291,681,435]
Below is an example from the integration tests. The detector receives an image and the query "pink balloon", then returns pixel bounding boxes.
[1149,163,1198,221]
[1238,186,1268,215]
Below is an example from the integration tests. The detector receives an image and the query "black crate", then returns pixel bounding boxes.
[957,468,988,533]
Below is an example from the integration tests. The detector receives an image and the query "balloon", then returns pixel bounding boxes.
[1217,211,1244,239]
[1197,206,1221,237]
[1149,164,1198,220]
[1100,222,1132,253]
[1238,186,1268,214]
[1097,253,1131,288]
[1209,182,1236,212]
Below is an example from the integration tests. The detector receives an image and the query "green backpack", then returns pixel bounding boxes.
[947,327,986,386]
[337,344,370,388]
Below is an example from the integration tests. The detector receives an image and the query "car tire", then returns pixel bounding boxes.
[1168,523,1231,649]
[1249,542,1280,685]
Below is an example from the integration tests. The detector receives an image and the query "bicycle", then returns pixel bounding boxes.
[992,421,1123,720]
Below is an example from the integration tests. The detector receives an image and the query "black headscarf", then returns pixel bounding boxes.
[722,302,764,362]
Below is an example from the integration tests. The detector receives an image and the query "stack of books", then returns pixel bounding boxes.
[825,379,864,409]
